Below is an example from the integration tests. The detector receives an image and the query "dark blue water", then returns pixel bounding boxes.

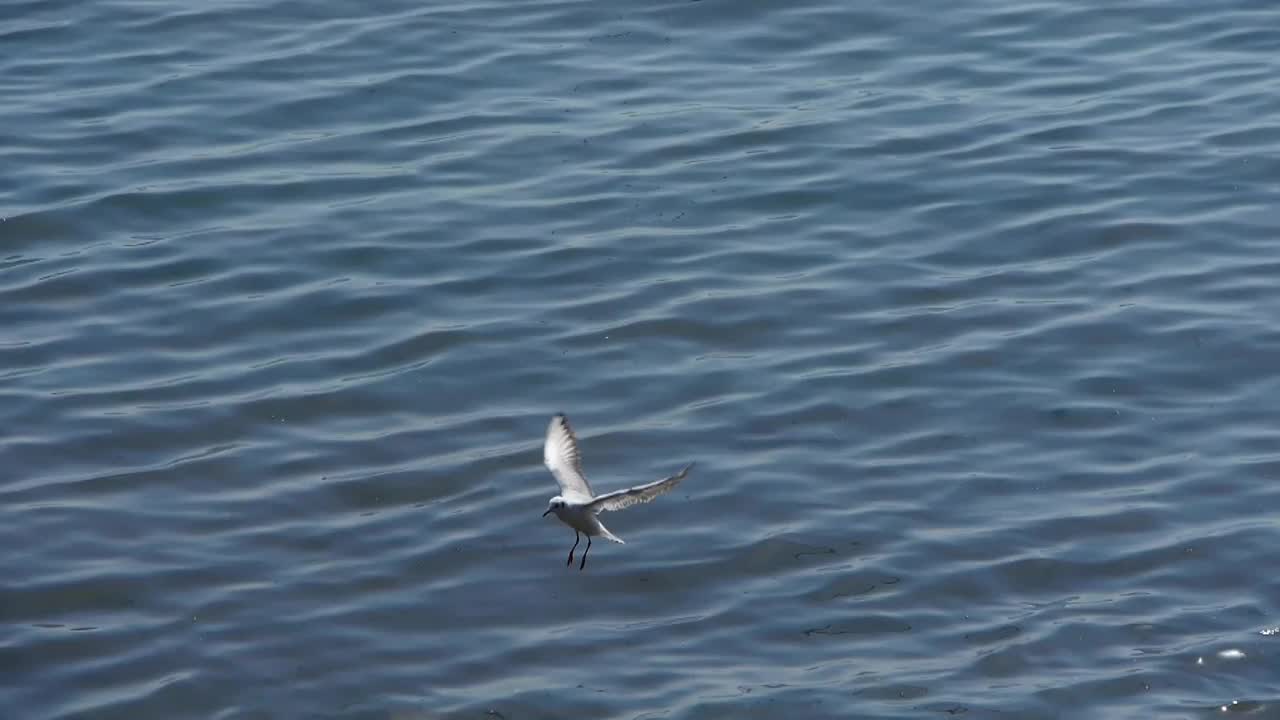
[4,1,1280,718]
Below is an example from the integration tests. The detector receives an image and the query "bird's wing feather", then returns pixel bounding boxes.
[587,462,694,513]
[544,414,594,500]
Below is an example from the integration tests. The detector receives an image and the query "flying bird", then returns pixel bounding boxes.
[541,413,694,570]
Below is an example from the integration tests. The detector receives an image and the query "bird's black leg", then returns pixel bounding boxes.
[567,531,580,566]
[579,535,591,570]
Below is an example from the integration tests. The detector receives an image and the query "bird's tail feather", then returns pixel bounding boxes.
[596,521,625,544]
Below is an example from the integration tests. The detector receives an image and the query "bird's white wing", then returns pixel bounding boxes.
[587,462,694,513]
[544,414,594,500]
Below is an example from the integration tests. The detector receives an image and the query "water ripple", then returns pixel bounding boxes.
[4,0,1280,718]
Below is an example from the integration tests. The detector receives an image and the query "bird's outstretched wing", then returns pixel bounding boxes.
[587,462,694,513]
[544,414,594,500]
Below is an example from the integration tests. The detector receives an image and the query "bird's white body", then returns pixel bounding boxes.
[540,413,693,568]
[544,500,624,543]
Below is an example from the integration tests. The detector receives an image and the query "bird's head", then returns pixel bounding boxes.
[543,496,567,517]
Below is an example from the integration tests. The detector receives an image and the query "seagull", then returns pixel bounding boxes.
[541,413,694,570]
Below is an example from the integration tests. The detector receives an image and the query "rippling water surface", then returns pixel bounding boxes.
[4,1,1280,718]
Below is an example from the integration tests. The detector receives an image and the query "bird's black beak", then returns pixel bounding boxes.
[542,509,552,517]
